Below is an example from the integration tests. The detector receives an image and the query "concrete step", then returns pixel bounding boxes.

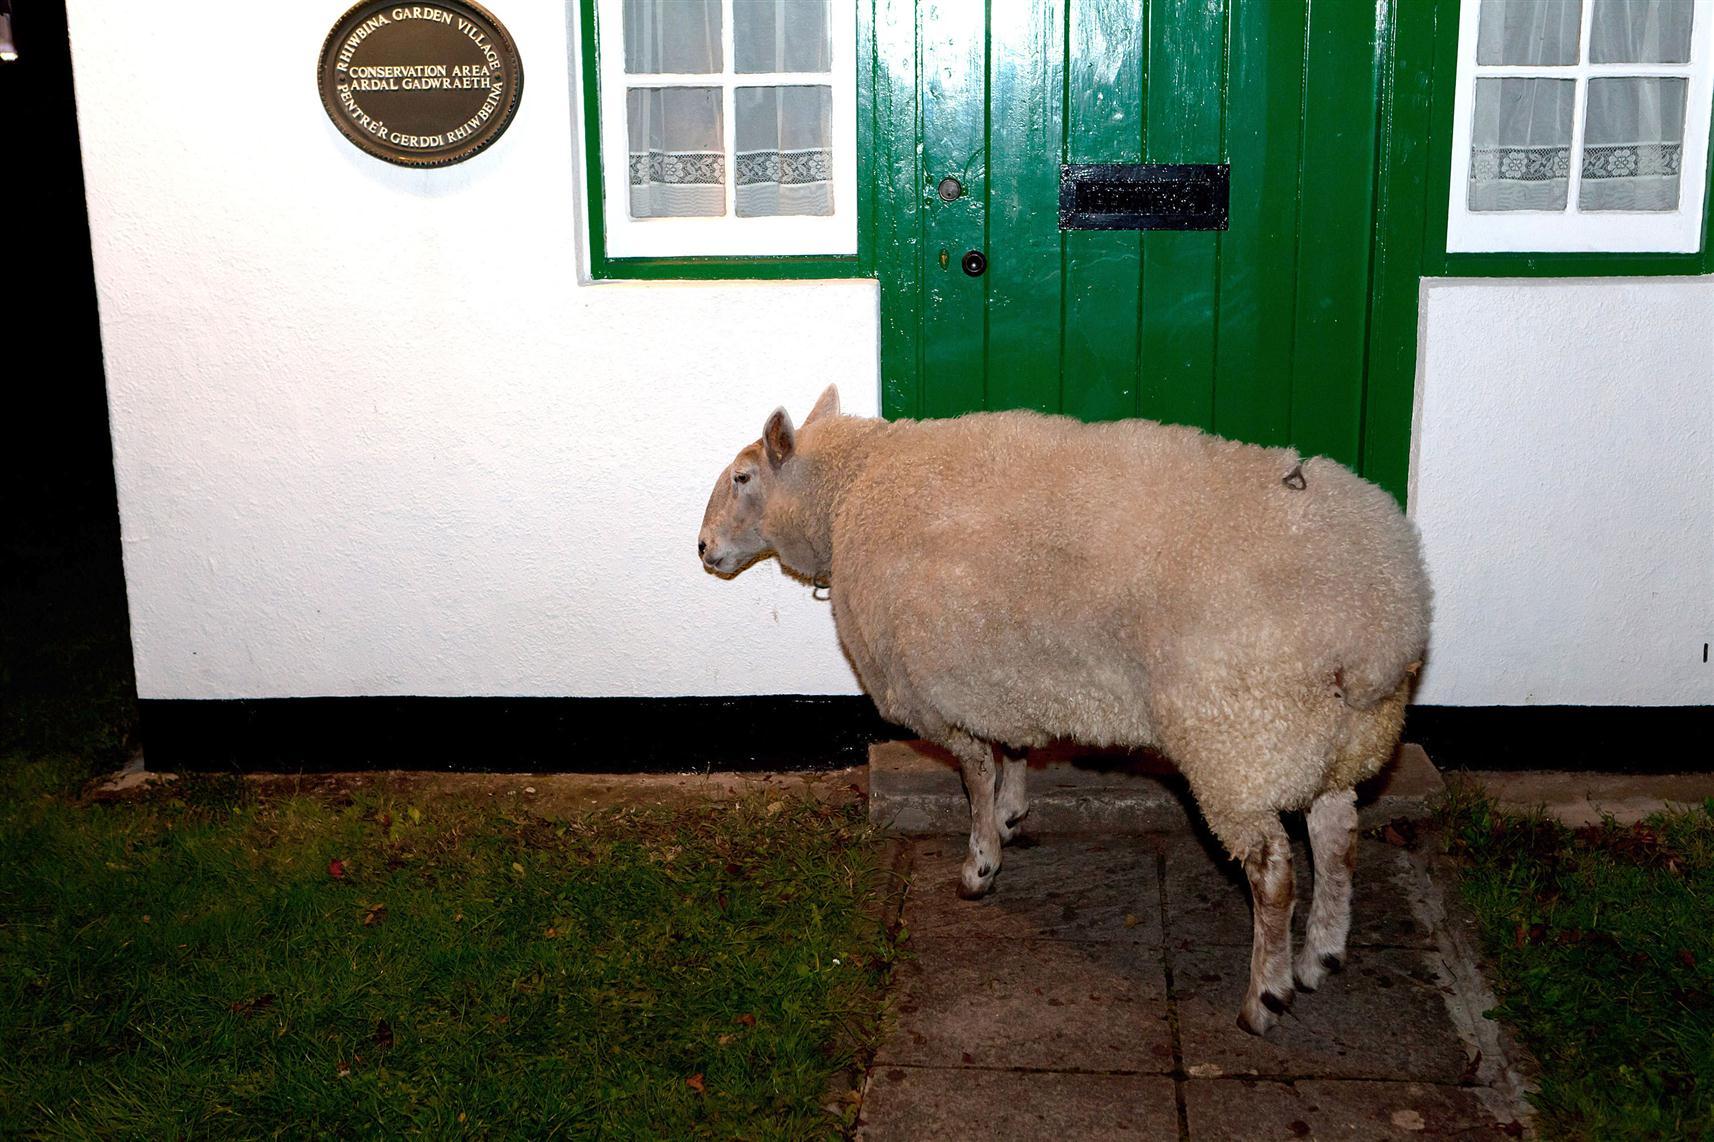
[868,740,1443,835]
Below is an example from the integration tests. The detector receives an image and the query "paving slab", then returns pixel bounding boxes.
[1172,945,1472,1084]
[1164,835,1434,949]
[906,836,1164,943]
[870,740,1443,835]
[878,936,1174,1071]
[1184,1078,1512,1139]
[858,1068,1179,1141]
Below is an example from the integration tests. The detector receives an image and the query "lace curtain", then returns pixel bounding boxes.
[623,0,835,219]
[1470,0,1693,212]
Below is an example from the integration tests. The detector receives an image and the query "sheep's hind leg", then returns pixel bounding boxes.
[944,734,1003,899]
[995,747,1029,844]
[1294,788,1358,993]
[1212,810,1297,1035]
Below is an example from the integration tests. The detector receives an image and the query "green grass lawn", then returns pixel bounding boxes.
[0,515,895,1136]
[0,765,895,1137]
[1442,790,1714,1139]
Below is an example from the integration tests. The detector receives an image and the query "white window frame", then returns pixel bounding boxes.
[594,0,858,259]
[1447,0,1714,253]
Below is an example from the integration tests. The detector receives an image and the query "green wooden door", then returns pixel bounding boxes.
[875,0,1436,502]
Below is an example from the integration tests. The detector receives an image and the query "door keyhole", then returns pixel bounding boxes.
[937,176,964,202]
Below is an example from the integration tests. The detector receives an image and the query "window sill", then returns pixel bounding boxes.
[1433,249,1713,277]
[586,254,871,282]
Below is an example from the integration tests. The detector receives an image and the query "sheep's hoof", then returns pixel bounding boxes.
[1321,953,1345,974]
[1236,1005,1275,1037]
[1261,988,1294,1014]
[1293,972,1317,994]
[956,862,996,899]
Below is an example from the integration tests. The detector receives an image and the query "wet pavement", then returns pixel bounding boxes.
[857,832,1531,1140]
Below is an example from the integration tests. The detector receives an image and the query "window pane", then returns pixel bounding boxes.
[1580,76,1688,210]
[1469,77,1576,211]
[734,0,832,73]
[1590,0,1694,63]
[627,87,725,218]
[735,86,833,216]
[623,0,721,73]
[1477,0,1583,64]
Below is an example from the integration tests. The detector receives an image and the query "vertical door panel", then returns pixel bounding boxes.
[918,0,989,418]
[1290,0,1382,467]
[876,0,924,417]
[1062,0,1146,422]
[1138,0,1226,429]
[987,0,1067,412]
[1213,0,1306,448]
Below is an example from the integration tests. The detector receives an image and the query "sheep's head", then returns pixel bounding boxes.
[699,386,839,577]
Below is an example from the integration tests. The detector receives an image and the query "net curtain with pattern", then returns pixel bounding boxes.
[623,0,835,219]
[1470,0,1694,212]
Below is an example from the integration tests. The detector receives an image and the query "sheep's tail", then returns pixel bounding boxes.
[1336,658,1423,711]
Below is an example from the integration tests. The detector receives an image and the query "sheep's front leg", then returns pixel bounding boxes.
[1295,788,1358,992]
[1220,812,1297,1035]
[944,735,1003,899]
[995,747,1029,845]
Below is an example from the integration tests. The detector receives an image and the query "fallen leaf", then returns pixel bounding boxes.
[1123,913,1139,929]
[512,862,526,877]
[686,1073,706,1095]
[229,994,277,1018]
[407,806,423,824]
[734,1013,757,1027]
[1679,949,1698,969]
[363,903,387,927]
[328,859,346,879]
[717,1033,735,1046]
[544,927,559,939]
[335,1059,351,1078]
[1391,1108,1426,1131]
[374,1019,394,1049]
[375,811,392,829]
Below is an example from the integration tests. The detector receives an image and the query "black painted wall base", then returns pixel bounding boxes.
[140,696,908,774]
[138,698,1713,775]
[1404,704,1712,774]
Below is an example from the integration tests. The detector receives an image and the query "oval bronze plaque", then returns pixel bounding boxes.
[318,1,524,167]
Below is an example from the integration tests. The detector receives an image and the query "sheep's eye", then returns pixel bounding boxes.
[733,471,751,486]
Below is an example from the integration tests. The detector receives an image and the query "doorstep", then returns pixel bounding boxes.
[868,740,1443,834]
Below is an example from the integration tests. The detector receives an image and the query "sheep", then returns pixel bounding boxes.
[697,385,1430,1035]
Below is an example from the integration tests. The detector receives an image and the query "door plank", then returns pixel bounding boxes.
[1138,0,1226,430]
[987,0,1067,413]
[876,0,924,418]
[918,0,990,418]
[1290,0,1382,468]
[1213,0,1306,449]
[1363,0,1438,502]
[1062,0,1147,422]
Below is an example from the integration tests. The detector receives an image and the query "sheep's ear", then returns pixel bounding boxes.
[763,407,796,470]
[805,384,840,425]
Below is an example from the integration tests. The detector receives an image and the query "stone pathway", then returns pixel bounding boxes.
[857,831,1531,1140]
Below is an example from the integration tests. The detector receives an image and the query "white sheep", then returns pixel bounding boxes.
[698,386,1430,1034]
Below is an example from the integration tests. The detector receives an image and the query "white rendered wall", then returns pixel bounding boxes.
[1411,278,1714,706]
[66,5,1714,707]
[65,1,878,699]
